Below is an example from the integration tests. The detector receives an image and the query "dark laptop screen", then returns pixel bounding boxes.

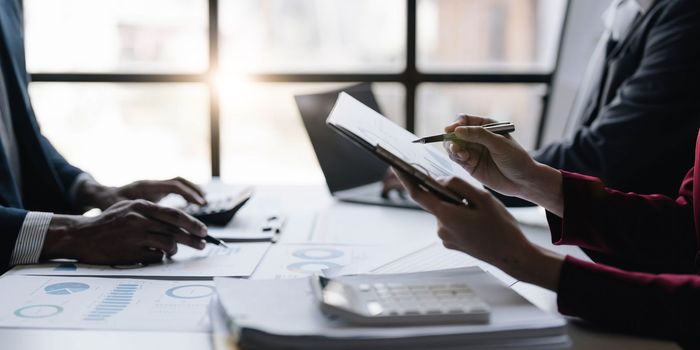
[295,83,389,192]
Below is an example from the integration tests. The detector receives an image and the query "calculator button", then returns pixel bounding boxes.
[442,303,465,310]
[391,290,411,297]
[428,284,448,290]
[376,291,391,298]
[358,284,371,292]
[447,307,466,314]
[424,307,444,314]
[433,290,454,297]
[408,285,428,291]
[366,302,383,316]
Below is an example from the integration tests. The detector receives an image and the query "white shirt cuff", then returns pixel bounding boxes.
[68,173,95,203]
[9,212,53,265]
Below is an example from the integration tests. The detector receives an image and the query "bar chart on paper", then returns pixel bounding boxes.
[0,276,214,332]
[83,282,139,322]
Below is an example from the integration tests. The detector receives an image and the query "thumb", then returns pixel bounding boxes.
[453,126,509,154]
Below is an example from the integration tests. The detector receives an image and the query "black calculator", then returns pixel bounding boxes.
[180,187,254,226]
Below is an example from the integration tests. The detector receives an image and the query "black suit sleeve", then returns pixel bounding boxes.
[535,1,700,196]
[38,134,85,193]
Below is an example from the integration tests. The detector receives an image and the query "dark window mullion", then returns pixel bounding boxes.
[405,0,417,132]
[29,73,206,83]
[29,73,550,84]
[208,0,220,178]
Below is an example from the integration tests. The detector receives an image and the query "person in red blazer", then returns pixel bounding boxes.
[395,115,700,346]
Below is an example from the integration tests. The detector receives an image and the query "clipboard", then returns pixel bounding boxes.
[326,93,472,206]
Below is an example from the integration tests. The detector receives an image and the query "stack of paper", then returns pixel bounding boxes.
[212,268,570,349]
[333,240,517,286]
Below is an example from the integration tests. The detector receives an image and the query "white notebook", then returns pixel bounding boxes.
[213,268,570,349]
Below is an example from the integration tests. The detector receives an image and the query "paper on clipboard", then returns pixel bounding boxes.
[326,92,482,189]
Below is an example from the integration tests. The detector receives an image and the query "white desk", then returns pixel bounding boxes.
[0,184,680,350]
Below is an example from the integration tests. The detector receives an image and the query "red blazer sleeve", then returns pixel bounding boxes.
[546,171,699,273]
[558,256,700,346]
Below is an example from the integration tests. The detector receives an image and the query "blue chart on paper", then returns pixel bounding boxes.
[165,285,215,299]
[44,282,90,295]
[84,283,139,321]
[291,248,344,260]
[14,304,63,318]
[287,261,343,273]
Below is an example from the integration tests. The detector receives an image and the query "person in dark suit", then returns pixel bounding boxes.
[532,0,700,197]
[397,116,700,347]
[0,0,208,271]
[384,0,700,202]
[444,0,700,271]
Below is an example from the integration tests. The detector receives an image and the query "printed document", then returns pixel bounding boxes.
[0,276,213,331]
[9,243,270,278]
[252,243,383,279]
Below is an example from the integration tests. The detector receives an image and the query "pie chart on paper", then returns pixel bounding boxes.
[44,282,90,295]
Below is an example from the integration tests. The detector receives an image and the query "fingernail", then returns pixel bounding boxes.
[199,241,206,249]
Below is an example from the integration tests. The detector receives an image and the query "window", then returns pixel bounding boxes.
[30,83,210,184]
[417,0,566,73]
[219,0,406,74]
[416,84,547,149]
[25,0,208,73]
[24,0,567,185]
[219,82,404,184]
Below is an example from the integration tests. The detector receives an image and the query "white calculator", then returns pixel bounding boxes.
[312,275,490,326]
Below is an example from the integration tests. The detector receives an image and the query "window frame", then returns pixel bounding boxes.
[28,0,570,177]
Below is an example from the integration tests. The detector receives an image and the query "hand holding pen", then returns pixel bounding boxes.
[436,115,539,199]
